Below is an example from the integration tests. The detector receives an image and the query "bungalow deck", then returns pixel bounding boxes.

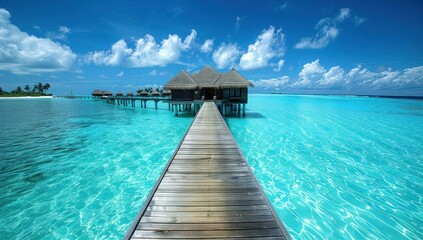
[124,102,290,239]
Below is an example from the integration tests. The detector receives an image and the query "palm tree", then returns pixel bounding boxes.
[37,82,43,94]
[24,84,30,94]
[43,83,50,94]
[0,87,4,94]
[32,84,37,94]
[15,86,23,93]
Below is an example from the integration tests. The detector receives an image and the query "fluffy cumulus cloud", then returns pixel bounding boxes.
[295,8,351,49]
[85,29,197,67]
[294,59,326,86]
[239,26,285,70]
[318,66,346,86]
[200,39,213,53]
[251,76,290,89]
[212,43,241,69]
[87,40,132,66]
[254,59,423,91]
[0,8,76,74]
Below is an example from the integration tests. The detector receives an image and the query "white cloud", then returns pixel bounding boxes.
[318,66,345,86]
[148,69,168,76]
[86,40,132,66]
[396,66,423,86]
[182,29,197,49]
[100,74,108,79]
[200,39,213,53]
[294,59,326,86]
[239,26,286,70]
[235,16,247,31]
[252,76,290,89]
[254,59,423,91]
[85,29,197,67]
[295,8,351,49]
[116,71,124,77]
[0,8,76,74]
[354,16,366,26]
[273,59,285,72]
[212,43,241,69]
[47,26,71,40]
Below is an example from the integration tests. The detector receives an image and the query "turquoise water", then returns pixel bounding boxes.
[227,95,423,239]
[0,95,422,239]
[0,99,192,239]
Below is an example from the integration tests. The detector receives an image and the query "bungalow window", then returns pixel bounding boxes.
[229,88,241,97]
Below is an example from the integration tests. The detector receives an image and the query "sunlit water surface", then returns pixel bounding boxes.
[0,95,422,239]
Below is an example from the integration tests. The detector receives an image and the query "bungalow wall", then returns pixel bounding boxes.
[223,88,248,103]
[171,90,194,101]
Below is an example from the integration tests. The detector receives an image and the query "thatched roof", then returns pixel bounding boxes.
[164,66,253,90]
[190,66,221,88]
[140,90,149,95]
[92,89,115,96]
[218,69,254,88]
[164,70,198,90]
[151,90,160,95]
[127,92,134,96]
[116,91,123,95]
[92,89,103,96]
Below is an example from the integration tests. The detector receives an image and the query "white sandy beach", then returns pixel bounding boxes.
[0,96,54,99]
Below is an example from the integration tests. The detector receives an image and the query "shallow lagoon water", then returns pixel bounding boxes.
[0,95,422,239]
[227,95,423,239]
[0,98,192,239]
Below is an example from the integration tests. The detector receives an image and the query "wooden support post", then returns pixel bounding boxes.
[243,103,246,116]
[168,103,171,111]
[237,104,241,116]
[155,100,158,110]
[171,104,174,112]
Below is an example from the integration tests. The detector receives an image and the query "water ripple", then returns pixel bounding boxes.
[228,95,423,239]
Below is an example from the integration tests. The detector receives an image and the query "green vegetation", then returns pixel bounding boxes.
[0,82,52,97]
[136,87,162,94]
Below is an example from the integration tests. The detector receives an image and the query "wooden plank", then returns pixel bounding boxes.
[125,102,290,240]
[145,205,270,212]
[132,229,283,238]
[137,222,278,230]
[148,200,267,206]
[139,215,276,223]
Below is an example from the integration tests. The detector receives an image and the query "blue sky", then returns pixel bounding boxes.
[0,0,422,95]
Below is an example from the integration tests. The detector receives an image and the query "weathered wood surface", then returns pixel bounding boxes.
[125,102,290,239]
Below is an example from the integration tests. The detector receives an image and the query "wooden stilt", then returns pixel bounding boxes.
[243,103,246,116]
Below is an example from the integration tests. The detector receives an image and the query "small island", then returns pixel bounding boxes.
[0,82,52,97]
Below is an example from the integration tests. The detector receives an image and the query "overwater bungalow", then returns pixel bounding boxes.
[91,89,113,97]
[116,91,123,97]
[164,66,253,115]
[126,91,134,97]
[164,66,253,102]
[140,90,149,97]
[151,90,161,97]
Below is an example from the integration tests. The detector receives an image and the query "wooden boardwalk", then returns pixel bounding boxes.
[124,102,290,239]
